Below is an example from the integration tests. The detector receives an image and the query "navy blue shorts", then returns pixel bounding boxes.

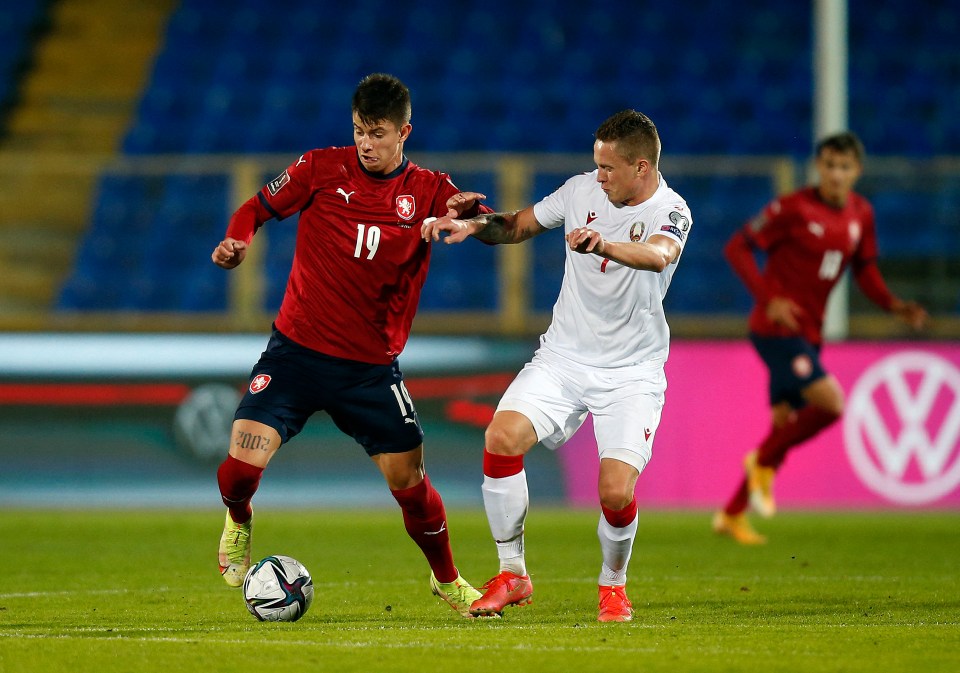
[235,328,424,456]
[749,333,828,409]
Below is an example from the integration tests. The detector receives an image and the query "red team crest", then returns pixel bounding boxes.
[249,374,271,394]
[396,195,416,221]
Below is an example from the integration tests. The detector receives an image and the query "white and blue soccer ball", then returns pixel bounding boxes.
[243,555,314,622]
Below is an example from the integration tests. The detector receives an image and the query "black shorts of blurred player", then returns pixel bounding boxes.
[748,333,828,410]
[235,326,424,455]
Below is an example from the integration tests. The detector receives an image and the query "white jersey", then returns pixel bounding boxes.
[532,171,692,369]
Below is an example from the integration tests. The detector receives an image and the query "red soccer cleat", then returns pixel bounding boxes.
[597,585,633,622]
[469,571,533,617]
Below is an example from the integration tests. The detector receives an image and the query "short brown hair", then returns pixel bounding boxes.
[816,131,865,163]
[595,110,661,168]
[352,73,412,130]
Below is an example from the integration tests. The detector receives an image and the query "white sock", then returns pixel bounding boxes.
[597,511,638,586]
[481,471,529,576]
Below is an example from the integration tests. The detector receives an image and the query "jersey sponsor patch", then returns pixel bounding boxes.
[659,224,685,240]
[396,194,416,221]
[267,171,290,196]
[249,374,272,394]
[669,210,690,232]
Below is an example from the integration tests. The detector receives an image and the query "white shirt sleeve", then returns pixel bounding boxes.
[532,176,577,230]
[649,203,692,252]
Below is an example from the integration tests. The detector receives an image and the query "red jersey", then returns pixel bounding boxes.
[727,186,894,345]
[226,147,476,364]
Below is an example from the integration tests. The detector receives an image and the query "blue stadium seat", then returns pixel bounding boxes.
[61,0,958,314]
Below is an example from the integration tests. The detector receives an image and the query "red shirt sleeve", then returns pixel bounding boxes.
[724,227,774,305]
[853,261,895,311]
[851,206,895,310]
[724,198,792,306]
[224,194,270,244]
[224,152,318,243]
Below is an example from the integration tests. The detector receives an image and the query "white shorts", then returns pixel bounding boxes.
[496,347,666,473]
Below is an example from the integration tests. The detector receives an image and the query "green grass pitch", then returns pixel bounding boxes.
[1,509,957,672]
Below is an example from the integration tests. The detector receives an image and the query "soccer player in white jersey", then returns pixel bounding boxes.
[422,110,692,622]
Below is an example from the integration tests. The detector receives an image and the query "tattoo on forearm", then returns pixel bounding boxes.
[234,431,272,452]
[470,212,523,244]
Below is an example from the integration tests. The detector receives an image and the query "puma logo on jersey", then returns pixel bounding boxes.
[404,417,417,424]
[295,154,306,166]
[337,188,355,203]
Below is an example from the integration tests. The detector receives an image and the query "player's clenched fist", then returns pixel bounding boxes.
[212,237,248,268]
[566,227,605,255]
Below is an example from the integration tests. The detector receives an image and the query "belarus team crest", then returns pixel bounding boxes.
[396,195,416,221]
[249,374,271,394]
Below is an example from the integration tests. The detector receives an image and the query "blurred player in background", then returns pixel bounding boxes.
[423,110,692,622]
[713,131,928,545]
[211,73,493,618]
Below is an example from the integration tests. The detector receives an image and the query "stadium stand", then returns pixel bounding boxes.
[0,2,48,123]
[38,0,960,316]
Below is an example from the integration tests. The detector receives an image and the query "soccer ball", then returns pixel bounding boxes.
[242,555,314,622]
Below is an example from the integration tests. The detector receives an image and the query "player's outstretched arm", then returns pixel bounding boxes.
[212,237,248,269]
[891,298,928,331]
[421,206,543,245]
[853,261,929,332]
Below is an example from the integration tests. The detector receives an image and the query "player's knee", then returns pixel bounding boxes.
[819,401,844,422]
[483,422,527,456]
[804,376,845,419]
[813,386,845,419]
[597,474,637,511]
[598,488,634,512]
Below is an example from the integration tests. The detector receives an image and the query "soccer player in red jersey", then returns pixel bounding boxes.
[211,73,492,617]
[713,131,927,544]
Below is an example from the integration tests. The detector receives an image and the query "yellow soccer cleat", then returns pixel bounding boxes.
[744,450,777,518]
[712,510,767,545]
[218,511,252,587]
[430,572,493,618]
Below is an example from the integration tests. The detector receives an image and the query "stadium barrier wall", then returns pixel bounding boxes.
[2,335,957,509]
[558,341,960,509]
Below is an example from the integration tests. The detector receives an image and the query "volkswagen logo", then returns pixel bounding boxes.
[844,351,960,504]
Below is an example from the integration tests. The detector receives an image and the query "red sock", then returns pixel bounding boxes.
[757,406,841,469]
[217,455,263,524]
[391,474,457,583]
[724,406,840,515]
[724,478,750,516]
[601,497,638,528]
[483,448,524,478]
